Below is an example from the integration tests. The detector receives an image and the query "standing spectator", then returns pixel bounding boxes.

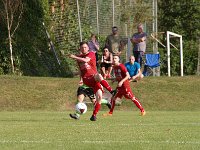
[100,47,113,79]
[88,34,99,67]
[125,56,144,82]
[69,42,114,121]
[105,26,125,56]
[131,23,147,67]
[103,55,146,117]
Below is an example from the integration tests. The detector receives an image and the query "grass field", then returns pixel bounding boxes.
[0,111,200,150]
[0,75,200,149]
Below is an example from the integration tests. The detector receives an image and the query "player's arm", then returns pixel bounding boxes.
[69,54,91,63]
[118,72,130,87]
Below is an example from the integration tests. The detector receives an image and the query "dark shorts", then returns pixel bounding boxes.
[77,86,95,100]
[100,63,112,70]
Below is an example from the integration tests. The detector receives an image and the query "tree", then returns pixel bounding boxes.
[158,0,200,75]
[0,0,23,74]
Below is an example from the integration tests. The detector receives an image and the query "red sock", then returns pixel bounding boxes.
[132,97,144,112]
[109,98,116,114]
[100,80,112,92]
[93,102,101,116]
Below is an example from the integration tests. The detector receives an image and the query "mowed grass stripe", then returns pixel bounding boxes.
[0,111,200,150]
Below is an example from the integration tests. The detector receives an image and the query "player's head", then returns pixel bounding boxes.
[112,26,118,35]
[113,54,120,65]
[137,23,143,33]
[129,56,135,64]
[80,41,89,54]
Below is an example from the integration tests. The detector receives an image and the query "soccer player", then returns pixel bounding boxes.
[69,84,111,120]
[69,41,114,121]
[103,55,146,116]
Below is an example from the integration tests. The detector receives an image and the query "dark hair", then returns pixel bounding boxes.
[112,26,118,31]
[102,46,109,52]
[80,41,88,47]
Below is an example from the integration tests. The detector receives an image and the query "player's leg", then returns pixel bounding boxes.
[69,87,86,120]
[103,89,121,116]
[90,88,103,121]
[125,89,146,116]
[132,97,146,116]
[94,73,113,94]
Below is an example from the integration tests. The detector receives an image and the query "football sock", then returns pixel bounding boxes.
[100,80,112,92]
[93,102,101,116]
[109,98,116,114]
[132,97,144,111]
[75,113,80,118]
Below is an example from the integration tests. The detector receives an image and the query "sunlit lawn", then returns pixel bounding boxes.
[0,111,200,150]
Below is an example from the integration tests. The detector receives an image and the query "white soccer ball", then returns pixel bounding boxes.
[75,102,87,114]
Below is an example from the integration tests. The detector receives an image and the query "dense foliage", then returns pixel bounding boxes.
[0,0,199,76]
[158,0,200,75]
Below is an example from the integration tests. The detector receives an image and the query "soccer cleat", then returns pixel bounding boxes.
[69,113,79,120]
[90,115,97,121]
[141,110,146,116]
[102,112,113,117]
[106,102,112,109]
[110,89,117,96]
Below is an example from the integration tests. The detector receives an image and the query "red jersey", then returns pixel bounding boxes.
[113,63,130,88]
[77,52,97,77]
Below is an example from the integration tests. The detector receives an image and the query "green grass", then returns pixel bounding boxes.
[0,75,200,149]
[0,111,200,150]
[0,75,200,111]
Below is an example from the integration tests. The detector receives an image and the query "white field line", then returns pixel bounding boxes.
[0,139,50,144]
[0,139,199,145]
[70,122,200,127]
[83,140,200,145]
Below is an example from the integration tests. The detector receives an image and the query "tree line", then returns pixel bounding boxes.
[0,0,199,76]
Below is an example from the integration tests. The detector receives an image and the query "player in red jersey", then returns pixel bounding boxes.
[103,55,146,116]
[69,41,114,121]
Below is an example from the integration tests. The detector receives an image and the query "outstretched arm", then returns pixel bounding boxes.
[69,54,90,63]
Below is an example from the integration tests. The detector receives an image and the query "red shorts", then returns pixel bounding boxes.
[114,86,135,99]
[82,75,103,93]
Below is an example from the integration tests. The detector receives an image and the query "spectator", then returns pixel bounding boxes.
[88,34,99,67]
[125,56,144,82]
[100,47,113,79]
[105,26,125,56]
[131,23,147,67]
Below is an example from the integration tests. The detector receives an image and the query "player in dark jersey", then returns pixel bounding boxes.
[69,42,115,121]
[103,55,146,117]
[69,84,111,120]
